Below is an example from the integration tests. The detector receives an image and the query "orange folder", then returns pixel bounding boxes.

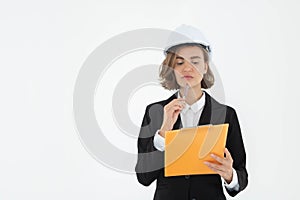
[164,124,229,177]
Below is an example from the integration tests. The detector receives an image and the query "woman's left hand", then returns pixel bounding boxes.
[204,148,234,184]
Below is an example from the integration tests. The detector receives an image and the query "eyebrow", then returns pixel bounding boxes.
[176,56,201,59]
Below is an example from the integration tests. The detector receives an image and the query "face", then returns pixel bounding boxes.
[173,46,208,89]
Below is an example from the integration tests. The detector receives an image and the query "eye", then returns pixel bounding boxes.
[176,62,184,65]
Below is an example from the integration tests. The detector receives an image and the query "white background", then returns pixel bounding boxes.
[0,0,299,199]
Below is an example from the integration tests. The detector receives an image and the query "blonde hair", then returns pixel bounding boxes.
[159,44,215,90]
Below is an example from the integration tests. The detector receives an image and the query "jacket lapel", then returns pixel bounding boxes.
[198,91,212,126]
[173,115,182,130]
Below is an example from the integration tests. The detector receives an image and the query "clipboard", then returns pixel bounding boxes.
[164,124,229,177]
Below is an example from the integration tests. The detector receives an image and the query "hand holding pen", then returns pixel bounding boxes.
[159,84,189,138]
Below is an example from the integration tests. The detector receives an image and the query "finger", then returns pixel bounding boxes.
[204,162,231,181]
[205,164,225,177]
[169,98,185,106]
[225,148,233,160]
[211,154,232,169]
[206,164,226,176]
[170,108,183,119]
[173,109,181,117]
[204,161,233,182]
[178,100,186,107]
[210,154,225,164]
[173,99,186,108]
[166,105,183,112]
[170,105,184,112]
[204,162,226,173]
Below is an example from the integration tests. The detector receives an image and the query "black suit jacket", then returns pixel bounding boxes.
[135,91,248,200]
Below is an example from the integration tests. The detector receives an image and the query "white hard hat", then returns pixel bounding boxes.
[164,24,211,55]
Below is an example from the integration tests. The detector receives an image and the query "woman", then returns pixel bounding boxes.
[135,25,248,200]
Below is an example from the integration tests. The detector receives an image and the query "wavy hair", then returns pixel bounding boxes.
[159,43,214,90]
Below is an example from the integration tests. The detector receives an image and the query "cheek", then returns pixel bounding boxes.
[195,64,207,74]
[173,71,181,81]
[173,68,181,77]
[173,70,185,85]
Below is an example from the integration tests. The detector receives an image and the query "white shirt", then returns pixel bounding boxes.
[153,91,239,191]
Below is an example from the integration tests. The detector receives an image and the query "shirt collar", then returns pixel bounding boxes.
[177,90,206,114]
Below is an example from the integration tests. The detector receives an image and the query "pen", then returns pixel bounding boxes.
[183,83,189,100]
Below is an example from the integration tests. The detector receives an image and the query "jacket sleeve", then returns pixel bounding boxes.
[225,107,248,197]
[135,105,164,186]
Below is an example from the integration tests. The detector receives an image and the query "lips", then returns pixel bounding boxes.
[183,75,193,79]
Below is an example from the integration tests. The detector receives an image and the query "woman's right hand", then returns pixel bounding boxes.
[159,98,185,138]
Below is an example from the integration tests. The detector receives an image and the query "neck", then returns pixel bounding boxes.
[179,85,203,105]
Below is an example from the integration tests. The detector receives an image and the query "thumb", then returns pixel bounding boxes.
[225,148,233,160]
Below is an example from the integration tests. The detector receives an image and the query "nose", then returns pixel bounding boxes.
[182,61,194,72]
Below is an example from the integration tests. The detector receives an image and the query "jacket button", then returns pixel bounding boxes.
[185,175,190,179]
